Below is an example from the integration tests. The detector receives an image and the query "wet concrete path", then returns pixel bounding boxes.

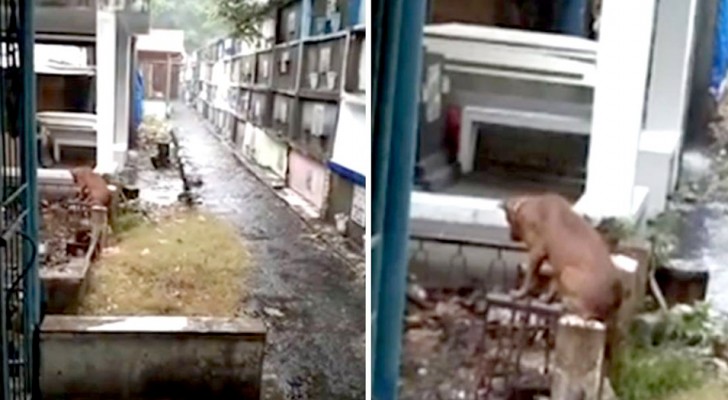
[168,105,366,399]
[672,149,728,314]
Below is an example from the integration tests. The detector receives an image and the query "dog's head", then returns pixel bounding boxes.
[499,197,528,241]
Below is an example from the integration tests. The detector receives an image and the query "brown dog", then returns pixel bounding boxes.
[70,167,111,208]
[500,193,622,322]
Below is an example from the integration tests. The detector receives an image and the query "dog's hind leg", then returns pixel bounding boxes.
[538,277,558,303]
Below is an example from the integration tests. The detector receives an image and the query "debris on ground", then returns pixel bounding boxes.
[400,284,551,400]
[77,210,251,316]
[39,199,92,270]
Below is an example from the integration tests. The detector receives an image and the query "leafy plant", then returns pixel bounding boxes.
[611,344,709,400]
[150,0,229,50]
[659,303,727,348]
[645,211,680,268]
[212,0,286,40]
[594,216,638,245]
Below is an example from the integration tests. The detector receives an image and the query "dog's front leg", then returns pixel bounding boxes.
[511,248,546,299]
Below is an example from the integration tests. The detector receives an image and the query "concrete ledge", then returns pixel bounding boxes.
[410,186,650,243]
[41,315,267,399]
[40,257,89,314]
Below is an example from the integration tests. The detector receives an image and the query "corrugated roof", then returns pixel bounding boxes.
[136,29,186,54]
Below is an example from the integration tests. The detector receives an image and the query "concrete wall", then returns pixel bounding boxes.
[41,315,266,399]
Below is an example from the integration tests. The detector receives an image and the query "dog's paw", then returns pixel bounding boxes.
[509,289,528,299]
[538,292,556,303]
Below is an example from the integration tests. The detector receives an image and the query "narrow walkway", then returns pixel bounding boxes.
[169,105,366,399]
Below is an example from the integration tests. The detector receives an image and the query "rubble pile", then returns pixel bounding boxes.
[401,283,552,400]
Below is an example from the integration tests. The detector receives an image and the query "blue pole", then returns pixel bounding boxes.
[372,0,426,398]
[19,0,38,327]
[559,0,589,37]
[19,0,39,394]
[370,0,402,369]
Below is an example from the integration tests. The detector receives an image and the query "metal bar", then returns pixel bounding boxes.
[0,182,24,208]
[410,233,527,252]
[20,0,39,396]
[372,0,427,398]
[370,0,400,372]
[1,209,27,242]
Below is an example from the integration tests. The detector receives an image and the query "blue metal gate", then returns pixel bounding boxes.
[371,0,426,398]
[1,0,40,398]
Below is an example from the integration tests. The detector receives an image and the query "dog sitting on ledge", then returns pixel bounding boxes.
[499,193,623,323]
[70,166,111,209]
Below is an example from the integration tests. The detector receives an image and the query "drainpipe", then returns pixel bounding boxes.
[558,0,589,37]
[371,0,427,398]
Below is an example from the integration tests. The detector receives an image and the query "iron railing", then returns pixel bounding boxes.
[407,235,564,399]
[1,0,39,398]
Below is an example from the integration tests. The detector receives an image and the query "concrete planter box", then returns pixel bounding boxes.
[275,0,302,43]
[301,34,346,100]
[235,88,252,120]
[250,89,273,128]
[298,99,339,159]
[310,0,353,35]
[272,93,297,138]
[272,42,300,92]
[41,315,266,399]
[240,54,257,86]
[344,30,365,94]
[254,50,274,87]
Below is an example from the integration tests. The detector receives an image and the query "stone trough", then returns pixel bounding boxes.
[40,316,266,399]
[37,168,109,314]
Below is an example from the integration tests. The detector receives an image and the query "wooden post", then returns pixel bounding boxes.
[106,184,119,233]
[90,205,109,249]
[551,314,606,400]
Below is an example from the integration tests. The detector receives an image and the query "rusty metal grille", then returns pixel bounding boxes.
[408,235,565,399]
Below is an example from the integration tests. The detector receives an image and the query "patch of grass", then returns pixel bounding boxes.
[78,210,250,317]
[610,345,709,400]
[113,210,145,234]
[662,380,728,400]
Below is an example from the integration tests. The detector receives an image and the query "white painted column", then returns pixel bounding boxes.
[582,0,657,218]
[636,0,698,217]
[644,0,698,132]
[96,10,118,174]
[114,22,131,163]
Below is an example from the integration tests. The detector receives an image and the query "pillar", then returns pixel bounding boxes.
[582,0,657,217]
[95,10,117,174]
[551,315,607,400]
[645,0,698,132]
[114,20,131,164]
